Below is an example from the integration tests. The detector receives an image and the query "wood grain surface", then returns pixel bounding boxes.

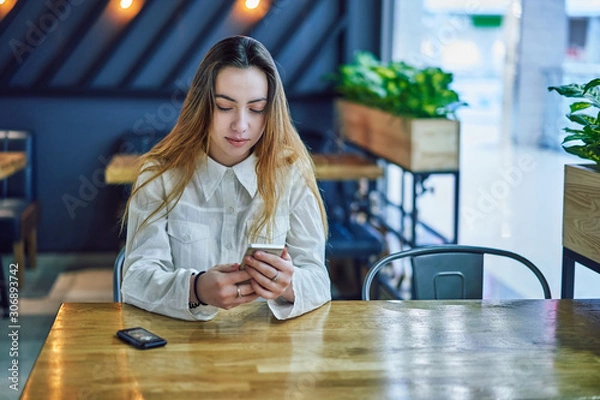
[336,100,460,172]
[21,300,600,399]
[0,152,26,180]
[563,163,600,263]
[104,154,141,184]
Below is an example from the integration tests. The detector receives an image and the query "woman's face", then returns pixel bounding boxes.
[208,66,268,167]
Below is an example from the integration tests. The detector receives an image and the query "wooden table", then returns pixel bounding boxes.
[105,153,384,184]
[0,152,26,180]
[22,300,600,399]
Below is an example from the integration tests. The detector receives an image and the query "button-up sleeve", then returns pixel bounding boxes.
[121,167,219,321]
[267,170,331,319]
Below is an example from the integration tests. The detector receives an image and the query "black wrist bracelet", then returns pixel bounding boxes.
[194,271,207,306]
[189,272,200,309]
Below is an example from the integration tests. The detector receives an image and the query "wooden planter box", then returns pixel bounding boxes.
[335,99,460,172]
[563,164,600,264]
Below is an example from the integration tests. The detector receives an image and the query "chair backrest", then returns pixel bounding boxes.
[113,247,126,302]
[362,245,552,300]
[0,130,34,201]
[412,252,484,299]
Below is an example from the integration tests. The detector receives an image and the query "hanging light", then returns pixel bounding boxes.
[120,0,133,9]
[0,0,17,20]
[245,0,260,10]
[234,0,270,23]
[106,0,144,22]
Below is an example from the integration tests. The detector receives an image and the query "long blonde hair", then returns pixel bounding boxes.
[123,35,327,240]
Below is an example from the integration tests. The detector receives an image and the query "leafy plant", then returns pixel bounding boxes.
[548,78,600,165]
[330,52,466,119]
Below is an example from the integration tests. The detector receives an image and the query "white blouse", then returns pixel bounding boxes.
[122,153,331,321]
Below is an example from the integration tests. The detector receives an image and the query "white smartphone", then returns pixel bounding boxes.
[239,243,285,270]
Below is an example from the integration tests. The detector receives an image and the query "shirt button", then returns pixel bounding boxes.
[184,233,191,241]
[227,207,234,213]
[225,243,232,250]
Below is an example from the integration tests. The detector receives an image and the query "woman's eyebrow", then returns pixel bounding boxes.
[215,94,267,104]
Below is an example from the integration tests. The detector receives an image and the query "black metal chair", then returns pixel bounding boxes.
[0,130,39,288]
[362,245,552,300]
[113,247,126,302]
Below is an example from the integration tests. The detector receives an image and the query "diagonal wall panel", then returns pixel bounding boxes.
[267,0,321,59]
[78,0,155,87]
[0,0,28,37]
[159,0,234,88]
[0,2,68,85]
[33,0,111,87]
[119,0,194,88]
[286,16,347,93]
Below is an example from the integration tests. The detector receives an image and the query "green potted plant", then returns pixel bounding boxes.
[548,78,600,164]
[331,52,466,172]
[548,78,600,267]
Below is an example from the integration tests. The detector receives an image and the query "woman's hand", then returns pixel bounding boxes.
[194,263,259,309]
[243,247,295,303]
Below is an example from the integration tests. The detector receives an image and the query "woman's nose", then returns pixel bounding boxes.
[232,110,248,132]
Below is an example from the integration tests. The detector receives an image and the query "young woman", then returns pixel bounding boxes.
[121,36,330,321]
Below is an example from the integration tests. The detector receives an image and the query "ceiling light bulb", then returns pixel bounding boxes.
[120,0,133,9]
[245,0,260,10]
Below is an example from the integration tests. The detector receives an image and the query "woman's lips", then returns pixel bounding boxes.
[226,137,250,147]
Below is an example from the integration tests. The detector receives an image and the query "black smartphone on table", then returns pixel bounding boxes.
[117,327,167,349]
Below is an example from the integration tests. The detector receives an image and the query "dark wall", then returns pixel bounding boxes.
[0,0,381,251]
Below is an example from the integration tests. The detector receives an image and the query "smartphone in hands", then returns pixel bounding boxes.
[117,327,167,350]
[239,243,285,270]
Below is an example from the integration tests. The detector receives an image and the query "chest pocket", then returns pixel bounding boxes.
[167,220,210,269]
[168,220,209,243]
[245,216,289,245]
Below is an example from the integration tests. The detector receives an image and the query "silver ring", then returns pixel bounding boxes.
[237,285,242,298]
[272,271,280,283]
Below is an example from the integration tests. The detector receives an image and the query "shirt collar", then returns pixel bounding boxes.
[200,154,258,201]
